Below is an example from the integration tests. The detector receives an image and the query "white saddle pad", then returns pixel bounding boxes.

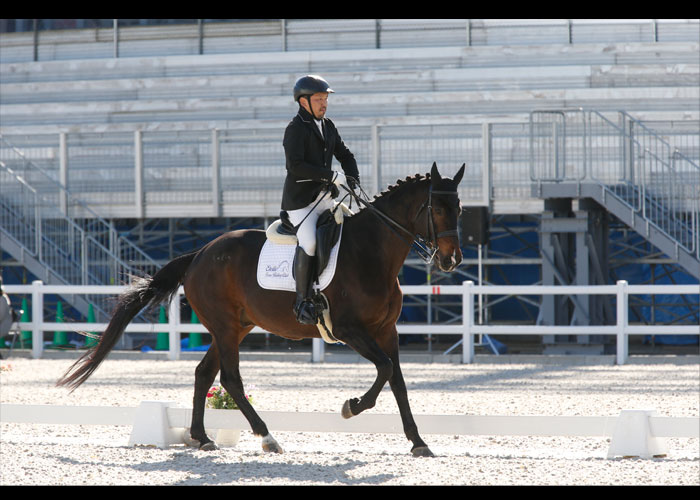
[257,224,343,292]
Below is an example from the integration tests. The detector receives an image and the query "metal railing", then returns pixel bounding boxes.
[4,111,697,218]
[591,111,699,258]
[0,136,159,317]
[530,109,700,261]
[0,120,534,220]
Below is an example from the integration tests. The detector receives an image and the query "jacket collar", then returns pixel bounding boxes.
[297,106,325,142]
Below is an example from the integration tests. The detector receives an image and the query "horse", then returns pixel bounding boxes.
[57,162,465,458]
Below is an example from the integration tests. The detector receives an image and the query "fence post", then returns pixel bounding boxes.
[312,338,324,363]
[134,130,144,219]
[34,193,42,263]
[211,129,221,217]
[462,281,475,363]
[113,19,119,58]
[371,123,380,196]
[616,280,629,365]
[197,19,204,55]
[168,290,181,361]
[31,280,44,359]
[375,19,383,49]
[481,123,492,207]
[281,19,287,51]
[59,132,68,215]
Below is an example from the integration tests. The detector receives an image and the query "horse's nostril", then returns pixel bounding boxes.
[440,250,461,271]
[440,254,455,271]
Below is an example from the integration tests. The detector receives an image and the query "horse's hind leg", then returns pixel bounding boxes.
[189,341,220,450]
[217,335,283,453]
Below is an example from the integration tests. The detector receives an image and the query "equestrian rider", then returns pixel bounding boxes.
[282,75,360,325]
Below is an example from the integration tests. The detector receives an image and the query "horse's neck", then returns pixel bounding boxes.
[371,180,429,235]
[347,180,428,275]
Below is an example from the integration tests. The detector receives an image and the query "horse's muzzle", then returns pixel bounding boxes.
[438,249,462,272]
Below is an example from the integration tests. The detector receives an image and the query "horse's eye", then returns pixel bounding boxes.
[434,207,443,216]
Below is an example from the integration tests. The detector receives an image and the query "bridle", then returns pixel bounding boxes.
[339,178,460,265]
[412,186,460,263]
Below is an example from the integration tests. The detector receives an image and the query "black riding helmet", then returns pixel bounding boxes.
[293,75,334,103]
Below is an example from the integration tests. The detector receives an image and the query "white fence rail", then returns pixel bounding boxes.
[1,401,698,459]
[3,280,698,364]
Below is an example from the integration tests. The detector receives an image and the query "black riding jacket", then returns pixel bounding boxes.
[281,107,359,211]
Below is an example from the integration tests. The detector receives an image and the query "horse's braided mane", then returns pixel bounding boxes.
[373,173,430,201]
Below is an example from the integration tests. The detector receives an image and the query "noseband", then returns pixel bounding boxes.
[342,183,459,265]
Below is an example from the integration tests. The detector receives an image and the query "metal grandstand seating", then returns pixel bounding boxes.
[0,20,697,349]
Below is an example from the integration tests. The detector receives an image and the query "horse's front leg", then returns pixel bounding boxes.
[335,326,394,419]
[385,338,434,457]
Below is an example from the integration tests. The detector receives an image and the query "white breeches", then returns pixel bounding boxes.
[286,190,334,256]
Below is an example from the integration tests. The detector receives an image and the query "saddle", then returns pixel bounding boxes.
[265,202,351,277]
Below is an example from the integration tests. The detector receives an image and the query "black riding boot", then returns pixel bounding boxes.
[293,246,317,325]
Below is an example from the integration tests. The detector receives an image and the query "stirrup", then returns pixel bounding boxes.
[294,298,317,325]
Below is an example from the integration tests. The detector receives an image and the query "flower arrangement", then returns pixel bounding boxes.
[206,385,254,410]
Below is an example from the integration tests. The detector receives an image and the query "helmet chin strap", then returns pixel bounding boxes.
[303,96,321,120]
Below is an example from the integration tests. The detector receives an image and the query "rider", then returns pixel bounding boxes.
[282,75,360,325]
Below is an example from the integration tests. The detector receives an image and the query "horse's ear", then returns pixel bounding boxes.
[453,164,465,185]
[430,162,441,184]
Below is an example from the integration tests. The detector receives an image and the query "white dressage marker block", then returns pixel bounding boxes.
[607,409,669,459]
[128,401,185,449]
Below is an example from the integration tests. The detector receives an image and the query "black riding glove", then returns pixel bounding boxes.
[328,183,340,198]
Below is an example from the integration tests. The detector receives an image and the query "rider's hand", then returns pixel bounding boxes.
[347,176,359,190]
[328,183,339,198]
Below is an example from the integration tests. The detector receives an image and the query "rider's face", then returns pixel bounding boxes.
[302,92,328,119]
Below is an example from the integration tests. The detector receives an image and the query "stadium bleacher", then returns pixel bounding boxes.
[1,39,698,129]
[1,21,697,220]
[1,20,697,353]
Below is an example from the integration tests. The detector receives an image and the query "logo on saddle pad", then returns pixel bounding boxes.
[265,260,290,279]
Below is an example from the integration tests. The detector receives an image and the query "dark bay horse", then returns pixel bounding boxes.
[57,162,465,457]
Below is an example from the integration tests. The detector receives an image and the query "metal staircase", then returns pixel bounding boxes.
[530,109,699,280]
[0,135,159,320]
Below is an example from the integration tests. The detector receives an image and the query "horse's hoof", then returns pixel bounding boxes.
[181,428,199,447]
[411,446,435,458]
[199,441,219,451]
[341,398,357,419]
[262,435,284,454]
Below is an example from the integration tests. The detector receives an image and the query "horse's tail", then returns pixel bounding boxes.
[56,251,197,391]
